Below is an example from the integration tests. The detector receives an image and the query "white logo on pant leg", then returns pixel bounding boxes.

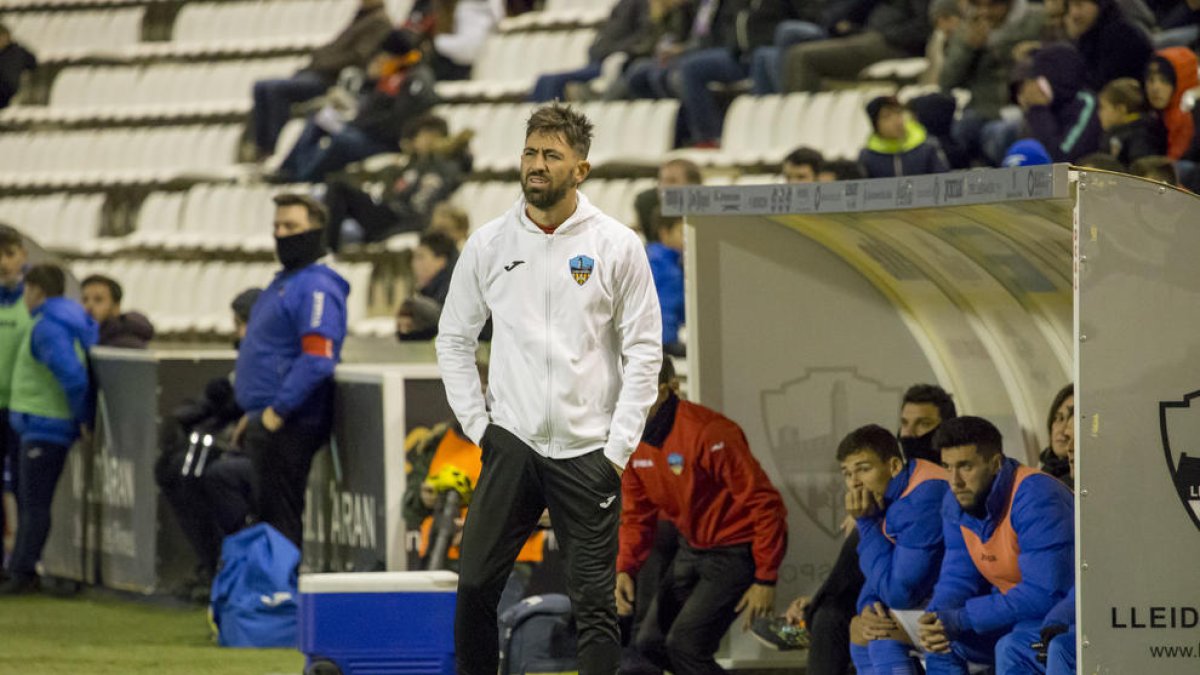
[27,447,42,459]
[599,495,616,509]
[310,291,325,328]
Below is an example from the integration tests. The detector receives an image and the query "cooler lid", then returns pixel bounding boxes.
[299,570,459,594]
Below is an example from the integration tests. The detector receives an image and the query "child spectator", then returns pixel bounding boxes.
[1,264,98,594]
[1098,77,1167,164]
[858,96,950,178]
[1131,155,1180,185]
[646,217,684,357]
[80,275,155,349]
[1143,47,1199,160]
[782,147,825,183]
[1015,44,1103,163]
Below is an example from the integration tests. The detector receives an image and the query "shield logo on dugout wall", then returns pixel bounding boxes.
[761,368,904,539]
[1160,390,1200,532]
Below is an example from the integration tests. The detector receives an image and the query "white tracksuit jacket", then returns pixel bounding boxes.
[435,192,663,468]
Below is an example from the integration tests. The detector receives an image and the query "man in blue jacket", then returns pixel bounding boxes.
[842,424,949,674]
[233,194,348,549]
[917,416,1074,674]
[646,216,684,357]
[1,263,97,594]
[995,585,1076,674]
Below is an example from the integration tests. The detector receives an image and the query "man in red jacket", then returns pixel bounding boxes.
[616,357,787,674]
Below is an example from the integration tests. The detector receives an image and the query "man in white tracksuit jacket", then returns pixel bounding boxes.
[436,103,663,675]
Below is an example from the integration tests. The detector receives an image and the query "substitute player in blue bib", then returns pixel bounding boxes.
[839,424,949,675]
[233,193,348,549]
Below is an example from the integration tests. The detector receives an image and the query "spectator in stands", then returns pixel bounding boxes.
[274,30,438,184]
[635,158,702,243]
[917,416,1074,674]
[782,0,933,93]
[820,159,867,181]
[757,384,956,662]
[941,0,1045,165]
[1131,154,1180,184]
[0,22,37,110]
[530,0,652,102]
[231,194,348,549]
[1067,0,1154,90]
[323,114,467,252]
[1014,44,1103,163]
[0,224,29,569]
[250,0,392,160]
[80,275,155,350]
[908,92,971,169]
[396,231,458,341]
[922,0,963,87]
[0,264,97,595]
[1039,384,1073,484]
[407,0,503,81]
[155,288,260,602]
[428,203,470,248]
[1001,138,1053,166]
[1144,47,1199,160]
[647,217,684,357]
[843,425,949,675]
[859,96,950,178]
[750,1,853,95]
[617,356,787,673]
[1076,151,1127,170]
[783,147,824,183]
[616,1,701,102]
[1098,77,1166,165]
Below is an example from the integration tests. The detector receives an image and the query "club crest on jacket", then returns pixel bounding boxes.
[570,255,595,286]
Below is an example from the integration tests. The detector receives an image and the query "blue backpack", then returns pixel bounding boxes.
[498,594,578,675]
[210,523,300,648]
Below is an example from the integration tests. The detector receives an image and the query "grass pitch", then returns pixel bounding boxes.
[0,591,305,675]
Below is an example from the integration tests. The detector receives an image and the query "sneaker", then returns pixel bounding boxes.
[750,616,809,651]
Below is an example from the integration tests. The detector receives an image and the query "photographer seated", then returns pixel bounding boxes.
[154,289,261,601]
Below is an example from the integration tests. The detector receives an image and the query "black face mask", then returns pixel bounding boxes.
[275,229,326,270]
[899,427,939,464]
[232,338,242,351]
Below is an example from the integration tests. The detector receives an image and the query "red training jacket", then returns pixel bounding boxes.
[618,400,788,583]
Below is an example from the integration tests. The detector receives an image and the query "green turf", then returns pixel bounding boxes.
[0,592,305,675]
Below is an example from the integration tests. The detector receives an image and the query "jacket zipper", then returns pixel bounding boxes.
[544,234,554,455]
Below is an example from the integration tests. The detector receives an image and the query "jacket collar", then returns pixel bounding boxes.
[867,118,929,155]
[0,280,23,306]
[641,392,679,448]
[883,459,918,505]
[515,191,599,236]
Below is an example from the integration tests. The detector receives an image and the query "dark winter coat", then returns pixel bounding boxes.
[1023,45,1103,163]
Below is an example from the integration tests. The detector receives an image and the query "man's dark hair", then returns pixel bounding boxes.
[25,263,66,298]
[0,223,24,252]
[1076,152,1126,172]
[659,355,676,386]
[662,158,703,185]
[273,193,329,230]
[418,230,458,261]
[836,424,903,463]
[404,113,450,140]
[822,159,865,181]
[525,103,594,159]
[932,416,1003,458]
[1131,156,1178,185]
[1046,383,1074,437]
[902,384,957,422]
[81,274,123,305]
[784,147,824,173]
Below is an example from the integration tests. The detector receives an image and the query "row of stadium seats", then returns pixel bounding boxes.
[0,193,107,254]
[70,258,374,334]
[1,57,308,124]
[3,7,144,61]
[498,0,617,31]
[127,183,307,253]
[436,29,594,101]
[0,125,243,187]
[452,177,656,231]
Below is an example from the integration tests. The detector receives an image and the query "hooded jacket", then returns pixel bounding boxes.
[858,117,951,178]
[927,458,1075,640]
[856,459,949,612]
[304,4,393,81]
[436,192,662,467]
[1148,48,1199,160]
[646,242,684,346]
[234,263,348,429]
[1023,44,1103,163]
[939,0,1045,119]
[352,62,439,148]
[9,297,99,446]
[1074,0,1153,91]
[98,311,155,349]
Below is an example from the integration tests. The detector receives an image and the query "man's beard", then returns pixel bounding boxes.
[522,172,575,210]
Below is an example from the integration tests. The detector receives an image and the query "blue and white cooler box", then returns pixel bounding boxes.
[298,570,457,675]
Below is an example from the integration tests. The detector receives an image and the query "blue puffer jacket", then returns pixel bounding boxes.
[858,118,950,178]
[234,264,348,429]
[646,243,683,346]
[1042,585,1075,630]
[857,458,949,611]
[10,297,99,447]
[928,458,1075,639]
